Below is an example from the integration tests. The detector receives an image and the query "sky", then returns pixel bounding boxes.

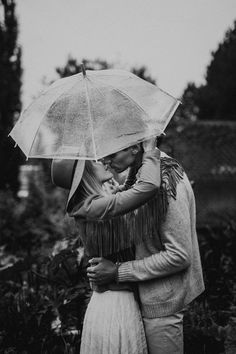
[16,0,236,108]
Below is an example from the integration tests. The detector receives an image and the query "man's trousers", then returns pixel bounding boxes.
[143,311,184,354]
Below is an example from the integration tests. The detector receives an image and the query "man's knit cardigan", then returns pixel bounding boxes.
[118,157,205,318]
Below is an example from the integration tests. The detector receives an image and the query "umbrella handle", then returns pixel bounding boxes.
[81,63,86,77]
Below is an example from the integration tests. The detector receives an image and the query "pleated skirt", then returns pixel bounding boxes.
[80,290,148,354]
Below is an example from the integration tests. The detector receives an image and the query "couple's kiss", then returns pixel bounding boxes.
[52,137,204,354]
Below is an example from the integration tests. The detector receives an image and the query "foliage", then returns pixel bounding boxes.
[0,0,23,193]
[0,168,72,257]
[178,20,236,122]
[198,20,236,121]
[175,82,200,123]
[0,167,92,352]
[198,221,236,313]
[1,219,235,353]
[1,173,236,352]
[184,221,236,353]
[131,65,156,84]
[0,242,91,353]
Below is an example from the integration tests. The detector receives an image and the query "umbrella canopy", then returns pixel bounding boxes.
[9,68,180,160]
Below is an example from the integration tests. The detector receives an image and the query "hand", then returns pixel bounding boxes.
[142,137,157,152]
[103,179,119,194]
[87,257,117,285]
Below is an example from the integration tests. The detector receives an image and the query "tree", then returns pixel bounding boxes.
[198,20,236,121]
[180,20,236,122]
[175,82,200,123]
[0,0,22,193]
[131,65,156,84]
[56,57,112,78]
[56,57,156,84]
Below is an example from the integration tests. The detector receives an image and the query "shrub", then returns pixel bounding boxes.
[0,242,91,353]
[184,220,236,353]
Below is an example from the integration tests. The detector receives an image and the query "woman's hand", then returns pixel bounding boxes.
[142,137,157,152]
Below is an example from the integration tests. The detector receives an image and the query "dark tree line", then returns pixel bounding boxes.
[0,0,23,193]
[179,20,236,122]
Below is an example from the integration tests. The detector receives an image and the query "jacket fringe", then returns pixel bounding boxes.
[75,157,184,258]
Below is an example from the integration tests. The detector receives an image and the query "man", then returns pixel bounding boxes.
[87,141,205,354]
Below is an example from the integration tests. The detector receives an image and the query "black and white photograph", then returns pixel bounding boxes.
[0,1,236,353]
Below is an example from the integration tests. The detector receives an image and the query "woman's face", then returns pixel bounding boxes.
[92,161,113,183]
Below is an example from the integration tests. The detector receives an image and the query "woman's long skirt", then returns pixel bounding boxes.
[80,290,148,354]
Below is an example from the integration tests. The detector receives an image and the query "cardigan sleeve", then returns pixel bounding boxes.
[117,177,193,282]
[71,149,160,219]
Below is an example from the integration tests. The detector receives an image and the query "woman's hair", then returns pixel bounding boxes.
[69,160,106,210]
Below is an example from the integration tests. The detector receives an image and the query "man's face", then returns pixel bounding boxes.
[103,147,137,173]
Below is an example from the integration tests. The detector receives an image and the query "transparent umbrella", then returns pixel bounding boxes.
[9,67,180,160]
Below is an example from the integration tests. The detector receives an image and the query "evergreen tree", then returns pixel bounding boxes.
[180,20,236,122]
[175,82,200,123]
[198,20,236,121]
[0,0,22,193]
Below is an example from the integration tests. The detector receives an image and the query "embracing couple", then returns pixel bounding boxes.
[52,138,204,354]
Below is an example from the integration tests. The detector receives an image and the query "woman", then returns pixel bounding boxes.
[52,140,160,354]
